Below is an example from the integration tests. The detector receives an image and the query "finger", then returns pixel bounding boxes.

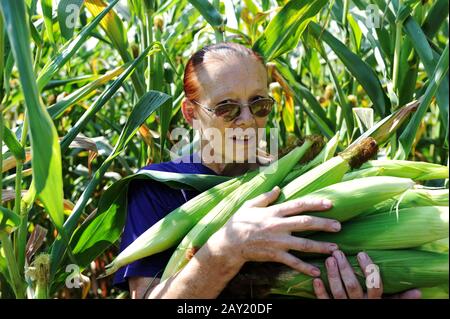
[313,278,330,299]
[357,252,383,299]
[388,289,422,299]
[333,250,364,299]
[270,197,332,217]
[280,215,341,233]
[325,257,347,299]
[244,186,281,208]
[273,251,321,277]
[275,235,338,254]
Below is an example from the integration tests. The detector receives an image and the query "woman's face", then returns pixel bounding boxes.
[189,54,270,163]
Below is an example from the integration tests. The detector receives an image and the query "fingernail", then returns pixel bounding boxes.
[273,186,280,192]
[329,244,339,251]
[334,250,344,261]
[313,279,321,288]
[327,257,335,267]
[332,222,341,231]
[322,199,332,208]
[311,268,321,277]
[358,252,368,262]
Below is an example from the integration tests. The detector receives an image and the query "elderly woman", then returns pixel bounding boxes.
[113,42,421,299]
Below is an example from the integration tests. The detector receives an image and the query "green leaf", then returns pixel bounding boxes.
[69,170,230,267]
[50,90,173,276]
[37,0,119,91]
[403,16,449,133]
[188,0,223,27]
[1,0,64,230]
[0,206,21,234]
[60,44,160,152]
[57,0,84,40]
[396,43,449,159]
[85,0,145,96]
[308,22,390,116]
[422,0,449,38]
[47,64,127,119]
[253,0,327,61]
[41,0,54,44]
[347,14,362,52]
[2,126,25,161]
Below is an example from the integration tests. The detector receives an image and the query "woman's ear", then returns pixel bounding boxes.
[181,98,196,125]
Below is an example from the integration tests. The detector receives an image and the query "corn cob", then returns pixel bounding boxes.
[307,206,449,254]
[276,137,378,203]
[418,237,449,253]
[281,133,340,187]
[291,176,416,224]
[102,170,255,277]
[161,141,315,280]
[343,160,449,182]
[360,187,449,217]
[223,250,448,299]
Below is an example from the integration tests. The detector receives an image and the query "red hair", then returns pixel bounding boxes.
[183,42,265,102]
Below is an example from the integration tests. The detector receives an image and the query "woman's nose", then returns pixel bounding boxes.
[234,105,255,126]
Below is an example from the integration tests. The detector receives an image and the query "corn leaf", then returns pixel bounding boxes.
[396,43,449,159]
[41,0,54,44]
[403,16,449,134]
[2,126,25,161]
[253,0,327,61]
[0,0,64,230]
[57,0,84,40]
[37,0,119,91]
[308,22,390,116]
[50,90,172,276]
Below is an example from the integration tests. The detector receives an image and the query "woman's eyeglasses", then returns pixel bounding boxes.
[191,96,275,122]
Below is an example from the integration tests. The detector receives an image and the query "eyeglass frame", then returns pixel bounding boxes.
[189,96,276,121]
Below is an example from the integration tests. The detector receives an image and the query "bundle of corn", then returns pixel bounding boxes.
[161,138,380,280]
[222,250,449,299]
[103,137,322,277]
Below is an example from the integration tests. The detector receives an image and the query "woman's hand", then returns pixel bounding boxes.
[313,250,422,299]
[208,186,341,277]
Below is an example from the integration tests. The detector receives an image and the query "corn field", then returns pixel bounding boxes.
[0,0,448,299]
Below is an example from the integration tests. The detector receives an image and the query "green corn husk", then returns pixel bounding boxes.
[281,133,340,188]
[418,238,449,253]
[103,138,323,278]
[307,206,449,254]
[360,187,449,217]
[102,170,256,277]
[161,141,316,281]
[276,137,379,204]
[343,160,449,182]
[420,284,449,299]
[223,250,448,299]
[292,176,416,224]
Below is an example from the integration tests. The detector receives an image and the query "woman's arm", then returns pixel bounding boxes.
[131,186,342,299]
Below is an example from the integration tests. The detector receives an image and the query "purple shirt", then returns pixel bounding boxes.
[113,154,217,290]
